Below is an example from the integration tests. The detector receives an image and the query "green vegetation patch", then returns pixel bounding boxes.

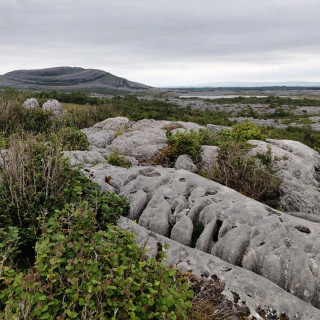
[107,151,132,169]
[1,203,192,320]
[0,90,194,319]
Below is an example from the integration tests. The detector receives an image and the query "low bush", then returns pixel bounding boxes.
[107,151,132,168]
[0,203,193,320]
[264,125,320,152]
[167,131,202,162]
[0,135,129,264]
[56,127,90,151]
[203,140,282,208]
[228,121,266,141]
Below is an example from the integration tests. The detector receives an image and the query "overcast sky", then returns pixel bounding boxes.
[1,0,320,86]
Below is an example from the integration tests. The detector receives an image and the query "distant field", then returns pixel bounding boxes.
[62,102,94,112]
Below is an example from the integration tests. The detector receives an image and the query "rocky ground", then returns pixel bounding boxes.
[64,116,320,319]
[142,96,320,131]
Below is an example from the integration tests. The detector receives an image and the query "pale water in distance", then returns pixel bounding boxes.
[179,95,269,99]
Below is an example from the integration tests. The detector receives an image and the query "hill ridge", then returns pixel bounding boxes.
[0,66,151,93]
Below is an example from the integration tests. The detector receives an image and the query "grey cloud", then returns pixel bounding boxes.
[0,0,320,85]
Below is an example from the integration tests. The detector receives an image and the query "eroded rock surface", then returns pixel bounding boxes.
[42,99,63,115]
[249,139,320,215]
[82,163,320,308]
[22,98,40,109]
[69,117,320,313]
[118,216,320,319]
[82,118,205,161]
[174,154,197,172]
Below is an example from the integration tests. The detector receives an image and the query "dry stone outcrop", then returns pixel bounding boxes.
[249,139,320,215]
[174,154,197,172]
[42,99,63,115]
[22,98,40,109]
[82,118,206,161]
[118,217,320,320]
[66,117,320,315]
[82,163,320,308]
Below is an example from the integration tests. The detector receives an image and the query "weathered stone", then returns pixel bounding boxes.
[78,117,320,311]
[248,139,320,215]
[174,155,197,172]
[195,219,216,253]
[127,190,148,220]
[84,164,320,307]
[82,117,130,148]
[206,123,231,132]
[170,215,193,246]
[118,217,320,320]
[138,194,171,236]
[110,119,168,160]
[62,150,106,167]
[42,99,63,115]
[199,145,219,170]
[82,118,206,161]
[22,98,40,109]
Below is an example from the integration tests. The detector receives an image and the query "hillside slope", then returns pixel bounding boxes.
[0,66,152,93]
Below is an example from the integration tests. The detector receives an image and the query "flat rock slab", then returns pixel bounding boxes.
[82,117,205,161]
[118,217,320,320]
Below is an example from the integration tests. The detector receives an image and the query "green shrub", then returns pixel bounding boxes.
[107,151,131,168]
[0,203,192,320]
[0,227,20,276]
[264,125,320,152]
[57,127,90,151]
[202,140,282,208]
[167,130,202,162]
[22,108,54,133]
[0,135,129,263]
[229,121,266,141]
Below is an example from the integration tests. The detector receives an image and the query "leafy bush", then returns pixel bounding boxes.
[0,203,193,320]
[22,108,54,133]
[57,127,90,151]
[203,140,282,208]
[228,121,266,141]
[264,125,320,152]
[107,151,131,168]
[167,131,202,162]
[0,135,129,263]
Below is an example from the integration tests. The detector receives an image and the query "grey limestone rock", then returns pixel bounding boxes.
[83,164,320,307]
[195,219,217,253]
[42,99,63,115]
[170,214,193,246]
[82,118,210,162]
[199,145,219,170]
[248,139,320,215]
[118,216,320,320]
[206,123,231,132]
[127,190,148,220]
[138,193,171,236]
[77,117,320,311]
[82,117,130,148]
[174,154,197,172]
[110,119,169,160]
[62,150,106,167]
[22,98,40,109]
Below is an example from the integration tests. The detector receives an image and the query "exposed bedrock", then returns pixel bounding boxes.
[80,117,320,216]
[81,117,223,161]
[118,217,320,319]
[65,117,320,310]
[82,163,320,308]
[249,139,320,215]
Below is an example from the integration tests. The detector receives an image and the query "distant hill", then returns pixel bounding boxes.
[0,67,152,94]
[168,81,320,88]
